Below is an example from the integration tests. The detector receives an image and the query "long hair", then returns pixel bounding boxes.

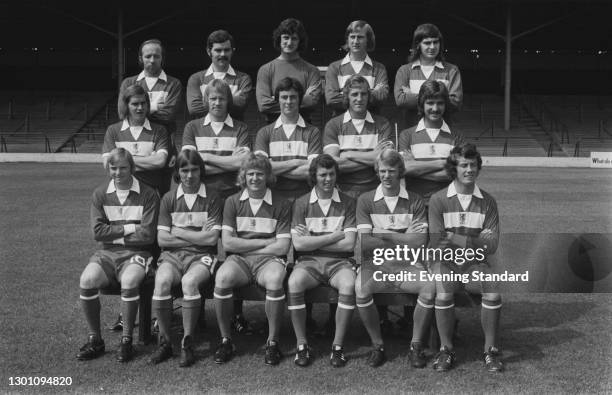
[106,147,135,172]
[118,84,150,121]
[417,80,450,117]
[409,23,445,63]
[237,153,276,189]
[273,18,308,52]
[342,74,371,109]
[343,20,375,52]
[173,149,206,184]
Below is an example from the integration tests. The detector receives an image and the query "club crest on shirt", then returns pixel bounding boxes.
[132,143,139,154]
[250,218,257,230]
[321,218,328,230]
[459,212,466,226]
[284,142,292,154]
[212,138,219,150]
[430,145,436,155]
[388,215,395,225]
[118,207,124,216]
[187,214,193,225]
[355,135,362,147]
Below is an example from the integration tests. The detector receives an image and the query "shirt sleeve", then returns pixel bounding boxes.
[124,188,160,246]
[411,193,428,225]
[236,122,251,150]
[446,64,463,113]
[253,126,270,157]
[181,121,197,151]
[394,65,418,110]
[152,78,183,123]
[427,192,447,247]
[343,195,357,232]
[102,124,117,155]
[398,128,412,153]
[301,64,322,111]
[157,192,173,232]
[322,119,340,152]
[376,117,393,143]
[324,61,344,111]
[222,195,237,232]
[207,192,224,231]
[369,62,389,106]
[256,64,278,114]
[307,126,322,159]
[356,195,373,230]
[90,189,125,241]
[232,73,253,113]
[290,197,307,233]
[275,198,292,238]
[186,72,206,117]
[153,125,170,154]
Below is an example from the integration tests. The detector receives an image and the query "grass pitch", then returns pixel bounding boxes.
[1,163,611,393]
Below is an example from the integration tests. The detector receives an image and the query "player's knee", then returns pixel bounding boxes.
[214,268,236,289]
[354,279,371,299]
[418,291,435,307]
[262,269,285,290]
[336,278,356,296]
[120,270,145,289]
[181,276,200,296]
[435,292,454,303]
[287,271,307,293]
[80,266,103,289]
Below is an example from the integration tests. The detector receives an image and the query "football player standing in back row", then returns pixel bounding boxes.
[325,20,389,116]
[256,18,322,123]
[186,30,252,121]
[394,24,462,128]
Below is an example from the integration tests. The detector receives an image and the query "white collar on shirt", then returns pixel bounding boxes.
[309,188,341,203]
[373,184,409,201]
[240,188,273,205]
[136,70,168,81]
[203,114,234,127]
[274,115,306,129]
[415,118,451,134]
[411,60,444,69]
[447,182,483,199]
[343,111,374,124]
[177,183,207,199]
[341,54,373,66]
[107,176,140,194]
[205,65,236,76]
[121,118,152,131]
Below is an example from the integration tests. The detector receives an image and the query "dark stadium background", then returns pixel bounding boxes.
[2,0,610,94]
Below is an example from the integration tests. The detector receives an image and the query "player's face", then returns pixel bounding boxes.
[423,96,445,123]
[419,37,440,61]
[315,166,337,194]
[141,43,163,75]
[280,33,299,54]
[127,95,148,123]
[455,157,479,186]
[378,162,401,190]
[207,41,233,70]
[179,163,201,191]
[108,157,132,187]
[207,89,229,119]
[348,85,369,115]
[347,29,367,56]
[245,168,267,194]
[278,89,300,117]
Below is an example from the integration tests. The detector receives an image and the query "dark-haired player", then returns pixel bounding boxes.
[77,148,159,363]
[149,150,222,367]
[254,77,321,201]
[187,30,252,121]
[394,24,462,127]
[256,18,321,123]
[288,154,357,367]
[428,143,503,372]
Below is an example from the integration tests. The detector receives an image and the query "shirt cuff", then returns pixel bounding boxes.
[343,227,357,233]
[157,225,171,232]
[276,233,292,239]
[181,145,197,151]
[357,224,373,230]
[222,225,234,232]
[123,224,136,235]
[112,238,125,245]
[323,143,340,151]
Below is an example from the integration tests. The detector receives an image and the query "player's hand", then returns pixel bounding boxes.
[168,155,176,168]
[407,222,428,234]
[293,224,311,236]
[232,89,242,99]
[401,150,415,160]
[305,81,322,96]
[375,139,394,153]
[204,218,217,231]
[401,86,411,94]
[372,83,385,92]
[479,229,495,241]
[232,146,249,156]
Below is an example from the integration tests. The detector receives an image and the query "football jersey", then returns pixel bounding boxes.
[222,189,292,248]
[399,119,464,201]
[357,185,427,233]
[157,184,223,254]
[254,116,321,194]
[182,115,250,195]
[291,188,357,258]
[102,119,169,191]
[90,177,159,251]
[428,182,499,248]
[323,111,392,186]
